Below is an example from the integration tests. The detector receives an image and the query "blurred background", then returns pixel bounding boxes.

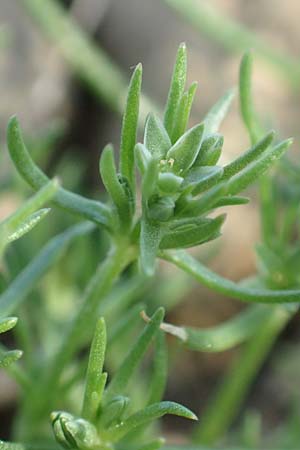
[1,0,300,448]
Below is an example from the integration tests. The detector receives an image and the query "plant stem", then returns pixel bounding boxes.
[16,241,136,440]
[193,305,294,445]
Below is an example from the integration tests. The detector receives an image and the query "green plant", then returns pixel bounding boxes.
[1,43,300,450]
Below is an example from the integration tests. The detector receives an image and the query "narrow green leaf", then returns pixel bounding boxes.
[193,133,224,167]
[227,138,293,195]
[105,401,197,442]
[0,317,18,334]
[120,63,142,190]
[161,304,271,352]
[140,217,161,277]
[222,131,275,180]
[161,249,300,304]
[148,331,168,404]
[212,195,249,208]
[104,307,164,401]
[0,179,57,250]
[160,214,225,249]
[171,81,198,143]
[204,88,235,135]
[0,222,94,316]
[135,143,153,176]
[142,158,159,201]
[176,183,226,218]
[182,166,224,195]
[144,113,171,159]
[6,208,50,244]
[239,51,262,144]
[164,43,187,137]
[7,117,111,228]
[82,318,107,421]
[99,144,132,229]
[0,350,23,368]
[166,123,204,174]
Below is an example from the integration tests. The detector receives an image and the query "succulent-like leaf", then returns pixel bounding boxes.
[162,250,300,303]
[166,123,204,174]
[135,143,153,176]
[222,131,275,180]
[0,317,18,334]
[161,304,272,352]
[164,43,187,137]
[7,116,111,228]
[99,144,132,229]
[105,401,197,442]
[182,166,224,195]
[120,63,142,191]
[239,51,262,144]
[160,214,226,249]
[0,179,57,252]
[204,88,235,135]
[194,133,224,167]
[176,184,226,218]
[82,318,107,421]
[227,138,293,195]
[171,81,198,143]
[142,158,159,201]
[6,208,50,244]
[144,113,171,159]
[147,331,168,405]
[0,350,23,369]
[213,195,249,208]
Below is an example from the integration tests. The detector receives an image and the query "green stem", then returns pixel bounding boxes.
[193,305,294,445]
[16,242,136,440]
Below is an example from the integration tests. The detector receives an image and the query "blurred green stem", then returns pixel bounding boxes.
[164,0,300,89]
[22,0,156,122]
[193,304,294,445]
[15,240,137,440]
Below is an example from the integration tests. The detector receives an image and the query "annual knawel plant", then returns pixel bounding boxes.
[1,43,300,450]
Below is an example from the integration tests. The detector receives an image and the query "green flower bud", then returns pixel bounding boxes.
[158,172,183,194]
[51,411,102,450]
[148,196,175,222]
